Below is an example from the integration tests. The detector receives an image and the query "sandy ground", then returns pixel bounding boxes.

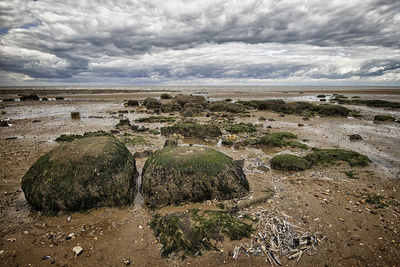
[0,89,399,266]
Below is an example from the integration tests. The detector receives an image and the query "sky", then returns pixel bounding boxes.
[0,0,399,86]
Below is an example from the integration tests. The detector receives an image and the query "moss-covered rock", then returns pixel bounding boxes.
[374,115,396,121]
[160,93,173,99]
[259,132,298,147]
[225,123,257,134]
[142,146,249,207]
[161,123,222,139]
[181,102,204,116]
[144,98,162,109]
[21,136,138,212]
[270,154,311,171]
[305,149,371,167]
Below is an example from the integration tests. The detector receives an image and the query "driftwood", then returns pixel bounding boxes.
[232,209,324,265]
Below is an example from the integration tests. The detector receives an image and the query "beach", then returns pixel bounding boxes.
[0,87,399,266]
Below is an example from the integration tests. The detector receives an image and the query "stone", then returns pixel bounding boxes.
[21,136,138,212]
[73,246,83,256]
[142,146,249,207]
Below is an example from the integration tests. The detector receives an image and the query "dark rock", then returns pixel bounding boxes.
[349,134,363,140]
[20,94,39,101]
[142,146,249,207]
[163,139,178,147]
[0,120,9,127]
[259,116,266,121]
[41,97,49,101]
[21,136,138,212]
[126,100,139,106]
[2,98,15,102]
[374,115,395,122]
[70,112,80,119]
[55,96,64,100]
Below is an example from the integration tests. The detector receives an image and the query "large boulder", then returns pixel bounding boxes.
[142,146,249,207]
[21,136,138,212]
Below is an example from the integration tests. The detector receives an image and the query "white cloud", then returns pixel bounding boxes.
[0,0,399,85]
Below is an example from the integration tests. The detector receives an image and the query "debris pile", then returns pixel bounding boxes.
[232,209,323,265]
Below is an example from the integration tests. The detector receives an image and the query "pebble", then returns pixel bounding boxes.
[23,231,29,235]
[7,237,16,242]
[123,259,131,265]
[72,246,83,256]
[138,225,143,229]
[42,256,50,260]
[339,218,344,222]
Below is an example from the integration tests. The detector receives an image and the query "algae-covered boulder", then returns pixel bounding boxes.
[142,146,249,207]
[161,122,222,139]
[21,136,138,212]
[374,115,395,122]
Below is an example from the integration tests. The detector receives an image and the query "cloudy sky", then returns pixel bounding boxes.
[0,0,399,86]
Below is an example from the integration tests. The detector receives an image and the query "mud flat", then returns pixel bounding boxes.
[0,88,399,266]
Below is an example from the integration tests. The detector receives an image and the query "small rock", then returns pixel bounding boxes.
[66,233,75,240]
[42,256,51,260]
[72,246,83,256]
[7,237,16,242]
[23,231,28,235]
[123,259,131,265]
[138,225,143,229]
[66,216,71,222]
[339,218,344,222]
[0,250,4,255]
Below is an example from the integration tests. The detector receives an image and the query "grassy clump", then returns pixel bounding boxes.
[332,98,400,108]
[288,141,308,149]
[135,116,176,123]
[270,154,311,171]
[341,170,358,179]
[149,209,254,258]
[126,136,150,146]
[161,123,222,139]
[116,118,131,127]
[365,193,386,208]
[222,139,234,146]
[55,131,111,142]
[209,101,245,113]
[305,149,371,167]
[374,115,396,121]
[259,132,298,147]
[225,123,257,134]
[238,99,351,117]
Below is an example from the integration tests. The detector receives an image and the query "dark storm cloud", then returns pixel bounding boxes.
[0,0,399,84]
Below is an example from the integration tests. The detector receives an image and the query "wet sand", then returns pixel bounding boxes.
[0,89,399,266]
